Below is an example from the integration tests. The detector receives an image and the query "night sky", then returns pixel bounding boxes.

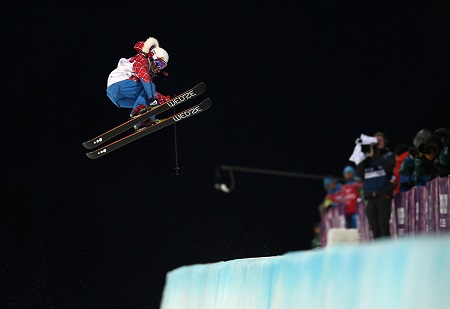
[3,1,450,308]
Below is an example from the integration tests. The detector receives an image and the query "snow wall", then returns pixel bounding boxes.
[160,235,450,309]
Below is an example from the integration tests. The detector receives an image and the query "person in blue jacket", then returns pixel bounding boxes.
[355,132,396,239]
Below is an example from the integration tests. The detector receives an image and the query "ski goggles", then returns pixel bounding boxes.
[152,58,167,70]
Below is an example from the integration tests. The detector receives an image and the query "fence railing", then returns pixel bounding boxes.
[321,176,450,246]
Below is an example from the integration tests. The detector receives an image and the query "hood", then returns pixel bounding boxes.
[134,37,160,55]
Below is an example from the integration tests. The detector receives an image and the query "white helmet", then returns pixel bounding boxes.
[150,47,169,70]
[152,47,169,63]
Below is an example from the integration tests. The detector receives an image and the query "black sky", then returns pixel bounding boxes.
[3,1,450,308]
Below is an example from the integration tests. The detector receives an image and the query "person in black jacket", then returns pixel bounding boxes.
[417,128,450,178]
[355,132,396,239]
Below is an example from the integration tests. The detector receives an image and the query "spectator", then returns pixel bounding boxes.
[414,128,450,180]
[355,132,396,239]
[311,222,322,249]
[420,128,450,177]
[399,148,431,188]
[392,143,409,196]
[435,128,450,176]
[399,129,433,189]
[341,165,363,228]
[320,177,343,216]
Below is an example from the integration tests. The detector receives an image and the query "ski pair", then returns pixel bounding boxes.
[82,82,211,159]
[82,82,206,150]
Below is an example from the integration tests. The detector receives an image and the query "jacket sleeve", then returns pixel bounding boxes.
[399,157,414,176]
[141,80,157,100]
[355,159,367,180]
[132,55,157,100]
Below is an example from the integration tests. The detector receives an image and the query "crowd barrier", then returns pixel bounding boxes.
[321,176,450,246]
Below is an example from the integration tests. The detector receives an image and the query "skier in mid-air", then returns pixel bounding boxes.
[82,37,210,159]
[106,36,171,130]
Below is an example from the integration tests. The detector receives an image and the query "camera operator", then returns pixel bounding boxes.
[354,132,396,239]
[398,128,434,189]
[398,146,427,189]
[415,128,450,178]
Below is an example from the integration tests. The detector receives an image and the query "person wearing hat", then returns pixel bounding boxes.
[319,177,343,216]
[398,129,434,189]
[341,165,363,229]
[416,128,450,178]
[355,132,396,239]
[106,37,171,130]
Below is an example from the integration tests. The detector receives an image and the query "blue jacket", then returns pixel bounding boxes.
[356,148,396,198]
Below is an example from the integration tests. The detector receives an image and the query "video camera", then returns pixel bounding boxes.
[417,128,449,156]
[361,143,377,154]
[355,135,378,154]
[408,146,421,158]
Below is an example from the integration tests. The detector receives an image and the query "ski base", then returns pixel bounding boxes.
[82,82,206,149]
[85,98,212,159]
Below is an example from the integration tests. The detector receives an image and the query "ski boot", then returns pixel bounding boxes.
[134,117,160,130]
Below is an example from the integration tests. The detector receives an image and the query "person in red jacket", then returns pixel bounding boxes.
[341,165,363,229]
[106,36,171,130]
[392,143,409,196]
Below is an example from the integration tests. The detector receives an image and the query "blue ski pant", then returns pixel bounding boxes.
[106,79,154,116]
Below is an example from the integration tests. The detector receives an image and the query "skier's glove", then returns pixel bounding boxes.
[149,96,159,106]
[156,92,171,104]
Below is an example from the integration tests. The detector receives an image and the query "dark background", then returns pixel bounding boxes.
[3,1,449,308]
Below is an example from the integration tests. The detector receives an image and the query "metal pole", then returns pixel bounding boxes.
[218,165,333,181]
[173,107,180,175]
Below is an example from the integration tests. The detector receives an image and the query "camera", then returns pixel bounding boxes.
[355,134,379,154]
[417,130,447,156]
[408,146,421,158]
[418,143,433,155]
[361,143,377,154]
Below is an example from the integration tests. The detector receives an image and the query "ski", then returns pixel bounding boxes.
[82,82,206,149]
[85,98,212,159]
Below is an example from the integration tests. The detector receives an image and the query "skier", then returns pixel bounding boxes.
[106,37,171,130]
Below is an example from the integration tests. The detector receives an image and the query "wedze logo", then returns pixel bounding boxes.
[93,138,103,144]
[167,90,196,107]
[173,106,202,122]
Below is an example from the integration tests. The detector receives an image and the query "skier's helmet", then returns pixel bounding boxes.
[150,47,169,71]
